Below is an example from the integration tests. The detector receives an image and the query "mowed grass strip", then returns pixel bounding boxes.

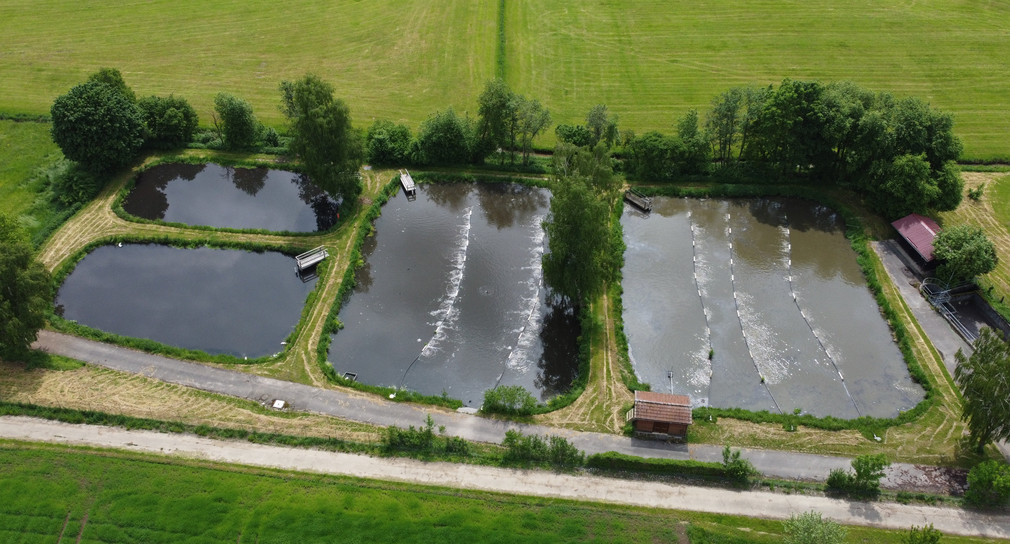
[0,442,1003,544]
[0,1,497,129]
[507,0,1010,159]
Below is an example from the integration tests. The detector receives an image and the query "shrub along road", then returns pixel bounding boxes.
[32,329,966,494]
[2,416,1008,539]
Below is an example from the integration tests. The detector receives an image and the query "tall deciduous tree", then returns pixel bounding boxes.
[955,327,1010,453]
[542,174,612,304]
[50,81,145,173]
[932,224,998,285]
[0,214,53,361]
[365,119,412,165]
[476,78,516,162]
[585,104,619,148]
[515,96,551,166]
[279,75,363,201]
[213,93,260,150]
[87,67,136,103]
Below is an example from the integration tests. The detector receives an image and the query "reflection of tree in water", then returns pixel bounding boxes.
[744,198,857,282]
[424,182,469,212]
[477,183,548,229]
[124,163,206,220]
[353,234,376,293]
[229,166,268,196]
[534,296,581,400]
[293,173,341,231]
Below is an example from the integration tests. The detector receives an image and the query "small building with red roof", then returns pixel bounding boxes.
[625,391,693,439]
[891,213,941,267]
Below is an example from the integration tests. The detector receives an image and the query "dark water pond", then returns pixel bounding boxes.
[622,197,924,419]
[328,183,578,406]
[55,244,316,358]
[122,163,339,232]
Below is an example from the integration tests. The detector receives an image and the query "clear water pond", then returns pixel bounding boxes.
[328,183,578,406]
[622,197,924,418]
[122,163,339,232]
[55,244,316,358]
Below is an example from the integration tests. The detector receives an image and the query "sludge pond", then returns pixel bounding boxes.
[55,244,316,358]
[328,183,579,406]
[622,197,924,419]
[122,163,340,232]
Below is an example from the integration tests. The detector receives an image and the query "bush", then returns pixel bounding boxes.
[52,164,101,207]
[482,385,538,416]
[784,511,846,544]
[826,453,889,497]
[137,95,199,149]
[721,445,757,485]
[903,523,942,544]
[964,460,1010,508]
[383,414,437,453]
[366,119,413,165]
[501,430,584,469]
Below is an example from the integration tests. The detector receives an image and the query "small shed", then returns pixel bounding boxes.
[626,391,693,439]
[892,213,941,267]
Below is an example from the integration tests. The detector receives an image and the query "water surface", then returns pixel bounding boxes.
[55,244,316,357]
[329,183,578,405]
[622,197,923,418]
[123,163,339,232]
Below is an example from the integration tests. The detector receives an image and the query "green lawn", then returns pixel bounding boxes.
[0,120,64,243]
[0,2,1007,158]
[0,442,1001,544]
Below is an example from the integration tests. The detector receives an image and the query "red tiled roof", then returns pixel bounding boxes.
[892,213,941,262]
[630,391,693,425]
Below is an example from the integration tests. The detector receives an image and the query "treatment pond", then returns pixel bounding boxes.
[622,197,924,419]
[122,163,339,232]
[328,183,578,406]
[55,244,316,358]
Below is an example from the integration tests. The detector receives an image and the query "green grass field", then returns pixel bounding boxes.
[0,1,497,129]
[1,442,1001,544]
[0,1,1007,158]
[507,0,1010,159]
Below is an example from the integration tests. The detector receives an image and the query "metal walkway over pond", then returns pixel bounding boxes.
[399,169,416,199]
[295,246,328,272]
[624,189,652,212]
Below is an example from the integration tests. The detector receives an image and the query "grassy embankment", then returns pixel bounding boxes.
[0,1,1008,158]
[0,119,66,245]
[1,442,1003,544]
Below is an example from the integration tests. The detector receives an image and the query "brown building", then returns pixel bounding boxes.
[625,391,693,439]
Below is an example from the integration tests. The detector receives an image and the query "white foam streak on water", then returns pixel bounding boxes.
[736,291,790,384]
[504,214,546,373]
[421,207,472,358]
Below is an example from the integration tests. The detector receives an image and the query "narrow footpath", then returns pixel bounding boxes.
[1,417,1008,539]
[32,330,963,492]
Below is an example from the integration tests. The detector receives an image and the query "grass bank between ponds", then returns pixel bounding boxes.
[622,182,980,463]
[49,234,319,366]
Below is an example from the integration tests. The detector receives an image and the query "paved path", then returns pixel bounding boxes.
[872,240,973,375]
[32,330,962,492]
[1,416,1006,539]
